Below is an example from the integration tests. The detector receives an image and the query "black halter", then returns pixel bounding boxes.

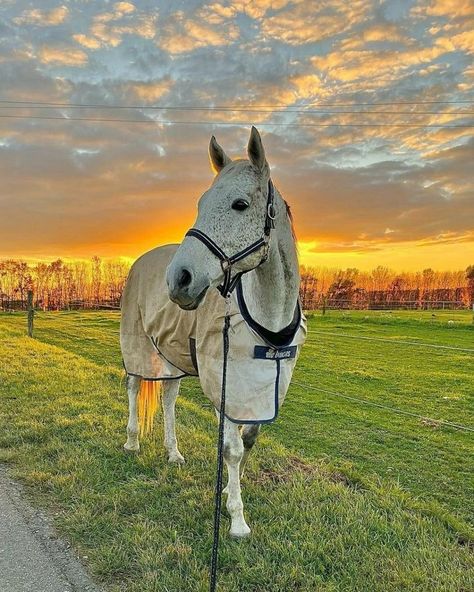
[185,179,276,297]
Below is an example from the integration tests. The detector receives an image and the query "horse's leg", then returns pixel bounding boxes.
[222,417,251,538]
[124,374,141,452]
[162,379,185,464]
[240,424,261,477]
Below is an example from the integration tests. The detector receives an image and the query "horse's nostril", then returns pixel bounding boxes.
[177,268,192,289]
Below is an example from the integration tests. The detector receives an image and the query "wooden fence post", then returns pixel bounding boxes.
[27,290,34,337]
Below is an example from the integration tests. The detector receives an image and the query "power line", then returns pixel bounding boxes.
[0,114,472,128]
[0,100,472,116]
[292,380,474,433]
[306,330,474,353]
[0,98,472,109]
[301,100,474,107]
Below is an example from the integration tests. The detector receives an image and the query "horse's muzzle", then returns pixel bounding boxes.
[167,265,209,310]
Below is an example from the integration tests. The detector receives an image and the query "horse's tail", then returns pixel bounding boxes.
[138,380,161,436]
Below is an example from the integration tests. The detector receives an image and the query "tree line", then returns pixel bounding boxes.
[301,265,474,309]
[0,258,473,311]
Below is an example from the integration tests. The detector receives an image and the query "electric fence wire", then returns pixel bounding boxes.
[306,330,474,353]
[291,380,474,433]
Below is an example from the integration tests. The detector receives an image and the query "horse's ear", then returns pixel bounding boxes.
[209,135,231,174]
[247,126,267,171]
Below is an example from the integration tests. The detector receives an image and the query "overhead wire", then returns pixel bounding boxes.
[0,98,472,108]
[0,114,472,128]
[0,100,472,116]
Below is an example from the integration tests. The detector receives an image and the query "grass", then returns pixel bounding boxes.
[0,309,473,592]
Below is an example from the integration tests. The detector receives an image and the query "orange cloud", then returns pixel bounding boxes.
[82,5,156,48]
[157,11,239,54]
[14,6,69,26]
[311,42,452,83]
[131,80,174,102]
[228,0,293,19]
[411,0,474,18]
[114,2,136,15]
[39,46,88,66]
[73,34,102,49]
[261,1,369,45]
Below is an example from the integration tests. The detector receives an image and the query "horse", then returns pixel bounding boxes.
[120,126,306,538]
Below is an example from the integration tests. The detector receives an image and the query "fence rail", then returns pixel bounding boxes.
[302,299,469,311]
[0,297,471,312]
[0,298,121,311]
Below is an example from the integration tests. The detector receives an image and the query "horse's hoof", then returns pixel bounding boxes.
[230,528,251,539]
[124,443,140,454]
[168,451,185,464]
[230,524,251,539]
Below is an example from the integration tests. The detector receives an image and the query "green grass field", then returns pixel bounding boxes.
[0,309,473,592]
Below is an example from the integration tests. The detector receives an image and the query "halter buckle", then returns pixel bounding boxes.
[221,258,232,272]
[267,203,276,220]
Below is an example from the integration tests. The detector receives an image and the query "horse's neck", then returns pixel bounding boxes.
[241,199,299,332]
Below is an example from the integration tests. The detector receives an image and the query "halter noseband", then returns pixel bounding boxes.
[185,179,276,298]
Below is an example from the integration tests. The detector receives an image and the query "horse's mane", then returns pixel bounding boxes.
[284,200,297,243]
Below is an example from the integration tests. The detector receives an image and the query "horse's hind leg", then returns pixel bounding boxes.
[240,424,261,477]
[124,374,141,452]
[162,379,185,464]
[222,418,251,538]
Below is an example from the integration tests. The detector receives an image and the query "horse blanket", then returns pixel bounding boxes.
[120,244,306,424]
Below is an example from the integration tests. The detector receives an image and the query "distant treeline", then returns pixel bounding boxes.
[300,265,474,310]
[1,258,473,311]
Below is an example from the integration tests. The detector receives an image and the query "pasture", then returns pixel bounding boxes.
[0,309,473,591]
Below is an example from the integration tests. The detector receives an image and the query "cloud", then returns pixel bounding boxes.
[311,42,453,83]
[39,46,88,66]
[70,4,158,49]
[13,5,69,26]
[261,1,369,45]
[131,79,174,102]
[207,1,295,21]
[73,34,102,50]
[90,14,157,47]
[411,0,474,18]
[156,10,240,54]
[114,2,136,15]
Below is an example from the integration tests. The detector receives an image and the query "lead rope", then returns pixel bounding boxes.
[210,301,231,592]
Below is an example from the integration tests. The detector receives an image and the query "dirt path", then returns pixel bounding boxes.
[0,466,101,592]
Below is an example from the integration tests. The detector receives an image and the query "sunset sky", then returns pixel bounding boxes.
[0,0,472,271]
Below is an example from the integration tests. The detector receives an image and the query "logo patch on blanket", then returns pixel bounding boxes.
[253,345,298,360]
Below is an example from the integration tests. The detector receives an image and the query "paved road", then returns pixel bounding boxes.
[0,467,101,592]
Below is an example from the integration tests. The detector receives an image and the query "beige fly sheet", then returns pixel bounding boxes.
[120,244,306,424]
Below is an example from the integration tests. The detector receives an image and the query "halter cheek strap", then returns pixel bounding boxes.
[185,179,275,298]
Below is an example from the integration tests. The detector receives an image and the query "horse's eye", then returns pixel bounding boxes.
[232,199,249,211]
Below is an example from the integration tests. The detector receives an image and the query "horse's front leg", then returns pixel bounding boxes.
[124,374,141,452]
[240,424,261,477]
[222,417,251,538]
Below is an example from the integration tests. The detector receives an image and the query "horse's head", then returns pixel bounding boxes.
[167,126,272,310]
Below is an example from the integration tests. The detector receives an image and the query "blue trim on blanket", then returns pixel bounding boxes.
[121,358,189,381]
[149,335,199,378]
[236,278,301,348]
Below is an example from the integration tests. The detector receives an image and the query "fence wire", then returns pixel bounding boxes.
[292,380,474,433]
[306,330,474,353]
